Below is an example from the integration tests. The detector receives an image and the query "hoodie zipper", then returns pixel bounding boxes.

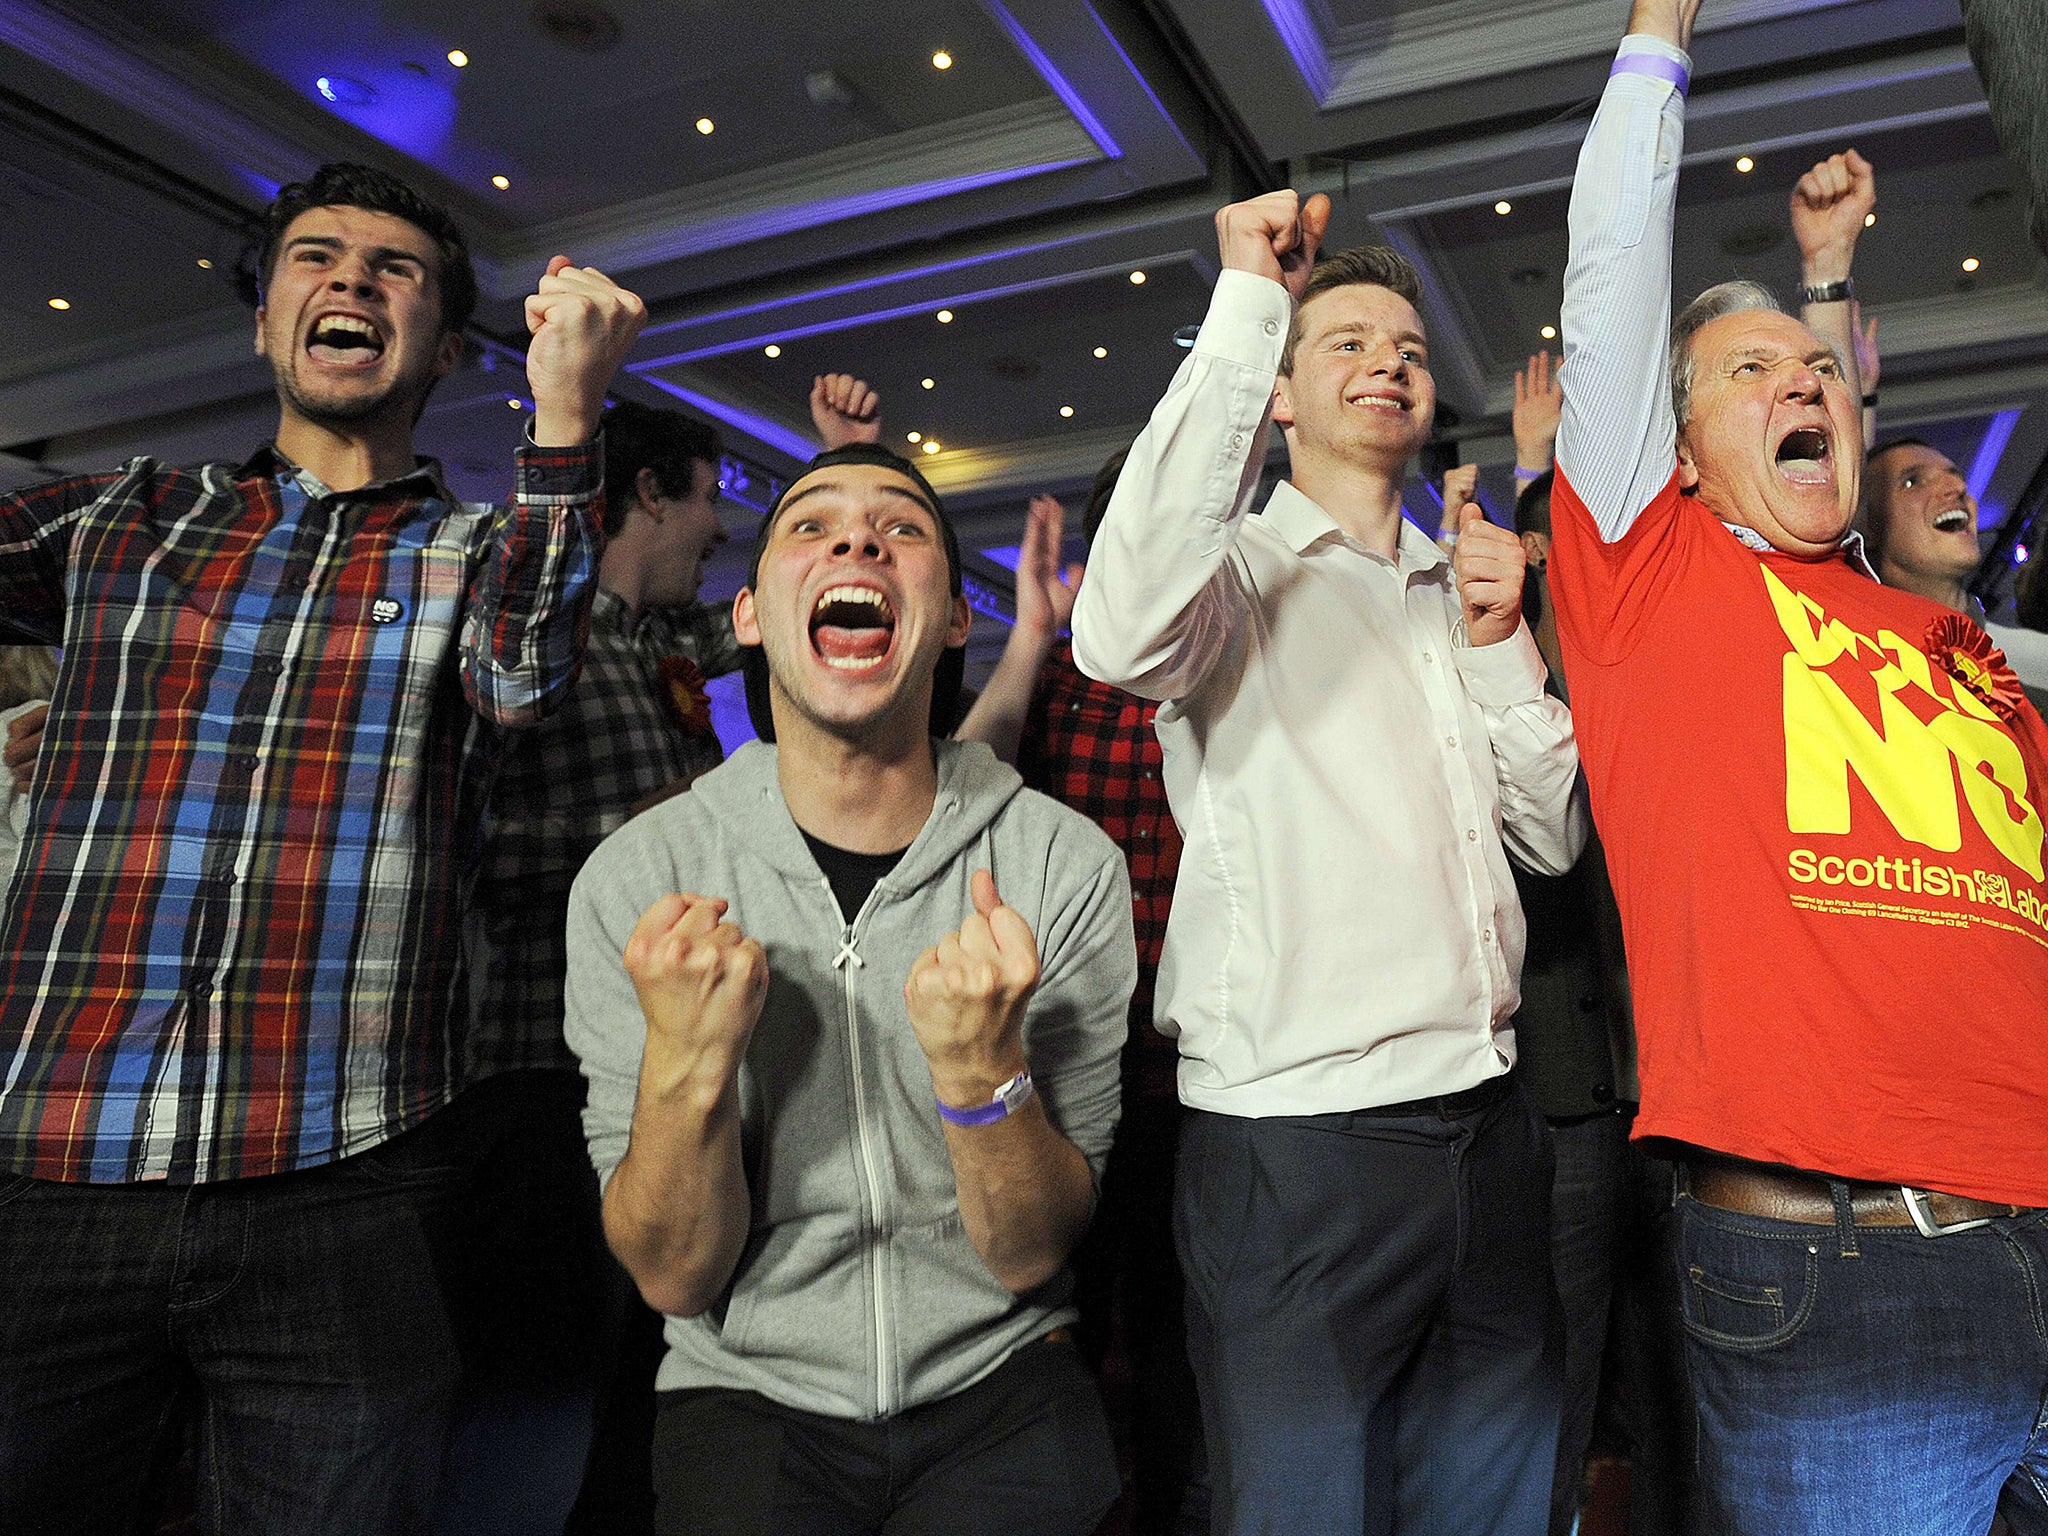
[831,882,894,1419]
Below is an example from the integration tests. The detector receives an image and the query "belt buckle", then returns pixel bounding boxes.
[1900,1185,1993,1238]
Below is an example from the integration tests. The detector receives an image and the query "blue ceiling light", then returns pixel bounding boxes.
[315,74,378,105]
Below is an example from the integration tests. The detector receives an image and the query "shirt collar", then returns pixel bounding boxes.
[1262,480,1449,573]
[237,442,454,502]
[1719,518,1879,580]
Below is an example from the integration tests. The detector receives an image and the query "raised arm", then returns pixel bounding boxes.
[811,374,883,449]
[1791,150,1876,438]
[955,495,1081,763]
[463,256,645,725]
[1555,0,1700,541]
[567,885,767,1318]
[1071,192,1328,699]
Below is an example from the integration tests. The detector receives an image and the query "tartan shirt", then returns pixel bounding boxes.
[463,589,738,1080]
[0,439,602,1184]
[1015,642,1182,1099]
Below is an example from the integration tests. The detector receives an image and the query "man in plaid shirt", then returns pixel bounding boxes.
[957,451,1204,1534]
[445,400,739,1533]
[0,162,644,1535]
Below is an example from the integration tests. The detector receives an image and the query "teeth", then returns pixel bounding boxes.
[824,655,886,671]
[312,316,380,343]
[1352,397,1406,412]
[813,585,892,617]
[1935,510,1971,532]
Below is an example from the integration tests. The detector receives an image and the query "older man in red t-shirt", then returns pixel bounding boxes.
[1550,2,2048,1532]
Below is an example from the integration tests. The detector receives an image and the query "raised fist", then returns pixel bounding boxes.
[524,254,647,446]
[1453,502,1527,648]
[623,893,768,1093]
[904,870,1040,1105]
[1215,190,1332,303]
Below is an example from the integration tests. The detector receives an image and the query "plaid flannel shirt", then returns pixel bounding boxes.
[463,589,738,1079]
[1015,642,1182,1098]
[0,440,602,1184]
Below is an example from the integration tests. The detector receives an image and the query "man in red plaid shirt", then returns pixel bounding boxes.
[957,450,1205,1535]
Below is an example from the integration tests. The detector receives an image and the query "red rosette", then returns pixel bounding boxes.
[657,653,714,736]
[1926,612,2025,723]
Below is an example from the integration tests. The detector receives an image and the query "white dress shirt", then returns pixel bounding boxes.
[1072,269,1584,1118]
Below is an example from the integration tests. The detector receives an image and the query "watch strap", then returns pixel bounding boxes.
[1798,279,1854,305]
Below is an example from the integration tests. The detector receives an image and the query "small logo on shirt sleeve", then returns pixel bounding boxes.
[371,597,405,625]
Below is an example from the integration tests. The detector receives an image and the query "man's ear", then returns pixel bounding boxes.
[1676,433,1702,491]
[1519,529,1550,569]
[945,593,971,648]
[1271,376,1295,430]
[732,587,761,646]
[431,330,463,381]
[634,466,664,520]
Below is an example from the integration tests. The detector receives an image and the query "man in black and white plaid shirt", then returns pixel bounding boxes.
[438,398,740,1534]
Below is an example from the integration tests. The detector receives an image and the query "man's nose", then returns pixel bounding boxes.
[831,530,884,558]
[328,258,376,297]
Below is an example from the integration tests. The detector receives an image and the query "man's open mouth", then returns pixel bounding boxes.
[1348,392,1408,414]
[810,584,895,672]
[1934,507,1973,534]
[305,314,386,367]
[1774,426,1833,487]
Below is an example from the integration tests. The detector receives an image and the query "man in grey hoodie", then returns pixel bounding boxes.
[564,443,1134,1536]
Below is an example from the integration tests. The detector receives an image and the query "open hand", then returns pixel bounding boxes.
[1513,351,1562,471]
[811,374,881,448]
[623,893,768,1093]
[905,870,1039,1105]
[1215,191,1332,303]
[524,255,647,446]
[1453,502,1527,647]
[1015,495,1083,637]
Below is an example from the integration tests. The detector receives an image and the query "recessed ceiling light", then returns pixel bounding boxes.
[1092,346,1107,359]
[507,397,524,408]
[1963,256,1981,273]
[490,174,510,190]
[46,297,70,310]
[1864,212,1876,227]
[936,309,954,323]
[932,50,953,70]
[763,343,781,358]
[906,431,922,443]
[1129,270,1146,285]
[1541,324,1557,340]
[196,258,213,269]
[1494,200,1512,215]
[1059,405,1074,418]
[1735,156,1755,173]
[920,439,940,455]
[921,377,935,390]
[695,117,715,135]
[447,48,469,67]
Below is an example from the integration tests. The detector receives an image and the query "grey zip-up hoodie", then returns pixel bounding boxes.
[565,737,1134,1422]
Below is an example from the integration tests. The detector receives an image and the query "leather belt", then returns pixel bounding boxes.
[1682,1153,2033,1238]
[1355,1071,1513,1121]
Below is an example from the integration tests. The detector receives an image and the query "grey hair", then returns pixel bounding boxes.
[1670,279,1787,431]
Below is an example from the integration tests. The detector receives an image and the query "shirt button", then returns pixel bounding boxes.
[1482,928,1494,943]
[1467,828,1478,842]
[1069,701,1082,713]
[238,753,259,771]
[191,980,213,1000]
[1142,769,1156,780]
[1262,319,1279,336]
[1445,736,1457,750]
[1135,828,1150,839]
[259,657,283,675]
[1422,652,1435,664]
[1229,433,1245,450]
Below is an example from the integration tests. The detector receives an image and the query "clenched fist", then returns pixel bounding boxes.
[524,254,647,447]
[905,870,1040,1108]
[1215,190,1332,303]
[1453,502,1527,648]
[624,893,768,1101]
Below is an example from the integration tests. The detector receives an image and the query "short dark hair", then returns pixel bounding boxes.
[255,163,479,335]
[1081,446,1131,548]
[1280,246,1424,377]
[1514,469,1555,539]
[601,400,723,539]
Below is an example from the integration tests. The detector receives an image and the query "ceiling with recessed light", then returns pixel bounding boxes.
[2,0,2044,695]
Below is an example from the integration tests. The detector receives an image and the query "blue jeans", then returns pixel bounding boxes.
[0,1118,465,1536]
[1545,1109,1631,1536]
[1177,1078,1560,1536]
[1677,1192,2048,1535]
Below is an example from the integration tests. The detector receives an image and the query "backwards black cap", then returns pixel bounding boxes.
[739,443,966,743]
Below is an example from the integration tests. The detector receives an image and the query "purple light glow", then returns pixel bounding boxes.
[982,0,1122,159]
[1969,409,2022,515]
[1257,0,1333,100]
[638,376,817,463]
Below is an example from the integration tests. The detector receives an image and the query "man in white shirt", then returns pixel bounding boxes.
[1071,196,1584,1534]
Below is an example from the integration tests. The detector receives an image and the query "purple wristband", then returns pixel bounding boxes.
[935,1069,1035,1127]
[1610,51,1690,96]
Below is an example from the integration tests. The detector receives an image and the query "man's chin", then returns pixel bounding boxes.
[276,365,420,429]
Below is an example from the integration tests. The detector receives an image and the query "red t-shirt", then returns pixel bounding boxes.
[1550,467,2048,1204]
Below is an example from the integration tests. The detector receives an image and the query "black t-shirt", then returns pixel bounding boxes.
[800,829,908,925]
